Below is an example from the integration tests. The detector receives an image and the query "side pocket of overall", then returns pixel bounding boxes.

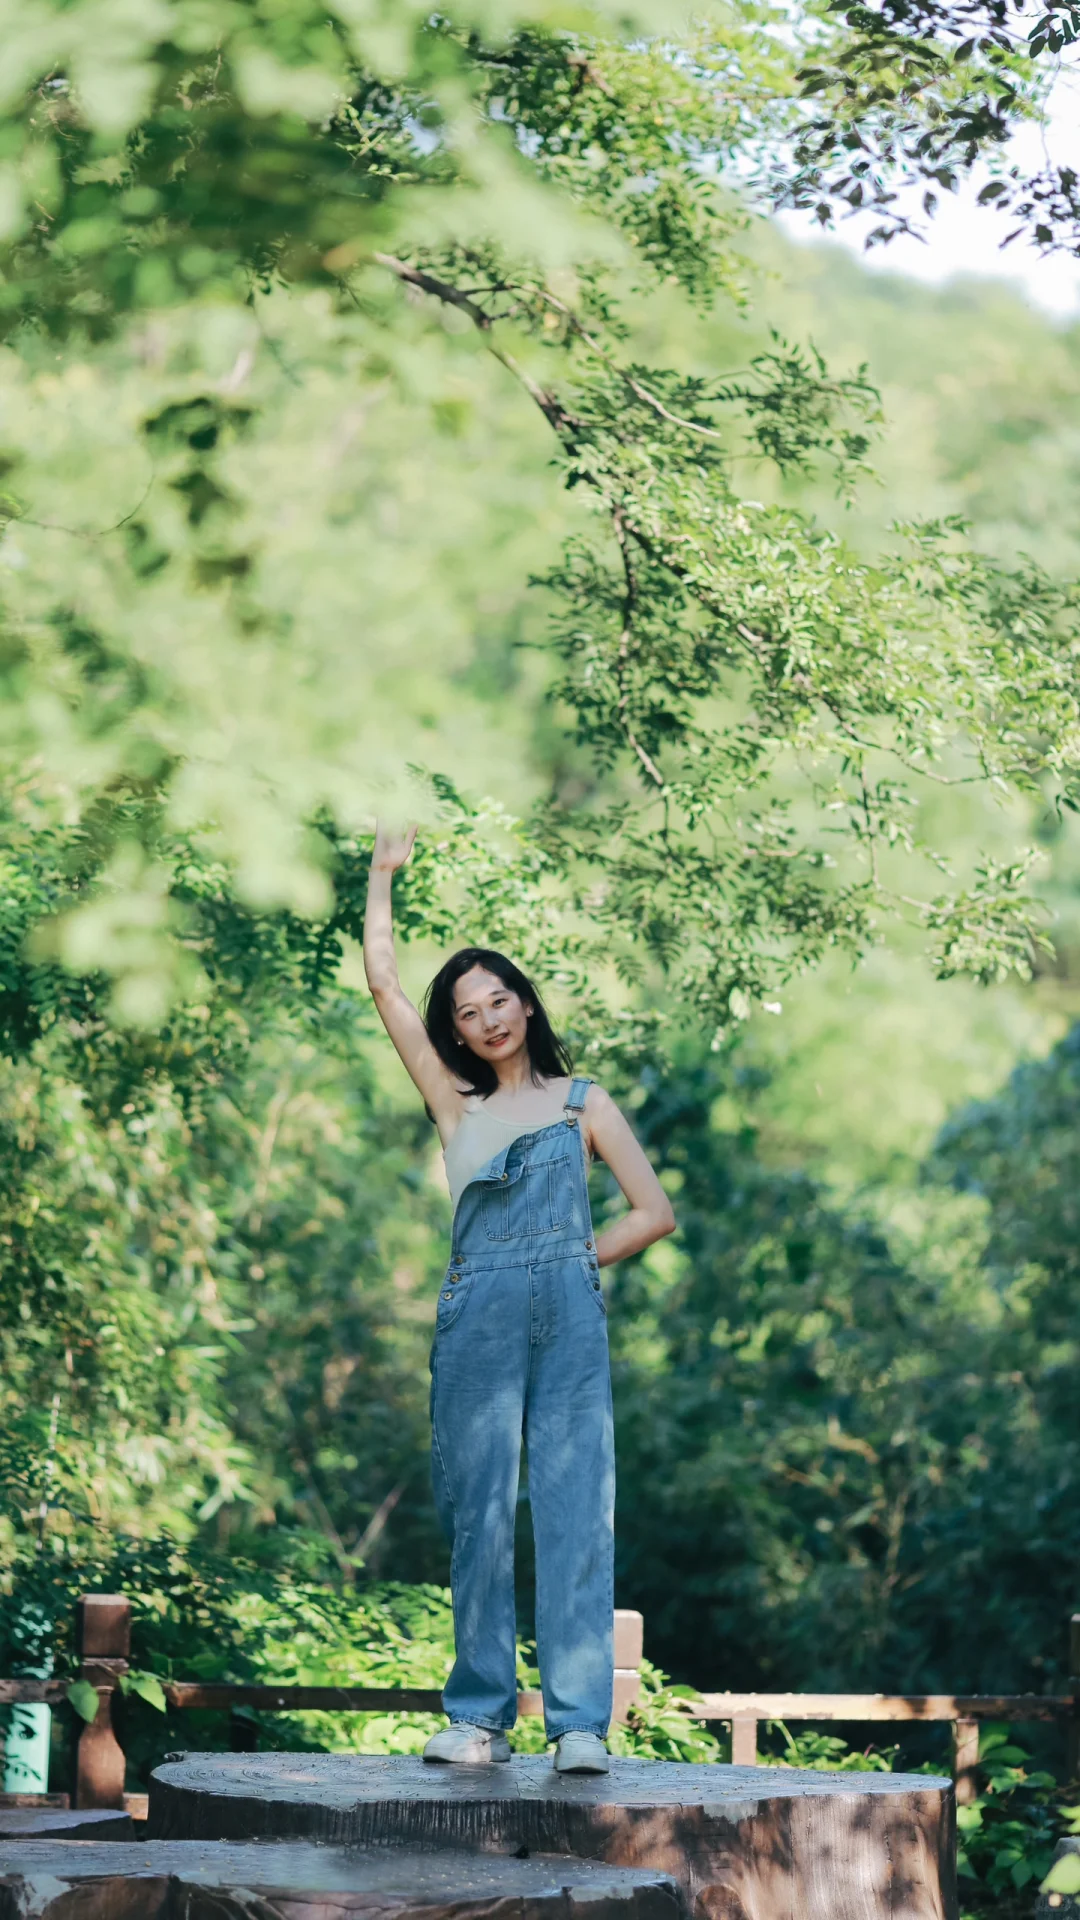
[580,1256,607,1317]
[435,1271,475,1333]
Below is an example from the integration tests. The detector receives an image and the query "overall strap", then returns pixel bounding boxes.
[564,1076,592,1126]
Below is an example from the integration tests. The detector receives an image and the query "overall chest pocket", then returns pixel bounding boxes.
[479,1153,573,1238]
[528,1154,572,1234]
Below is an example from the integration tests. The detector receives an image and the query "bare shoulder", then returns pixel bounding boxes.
[583,1080,618,1117]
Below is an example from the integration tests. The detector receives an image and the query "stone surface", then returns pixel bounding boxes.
[1036,1836,1080,1917]
[147,1754,957,1920]
[0,1809,134,1840]
[0,1838,680,1920]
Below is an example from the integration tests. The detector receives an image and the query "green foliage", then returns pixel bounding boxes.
[956,1728,1073,1916]
[605,1047,1080,1695]
[64,1678,100,1723]
[119,1669,167,1711]
[761,1724,897,1771]
[0,800,455,1551]
[932,1019,1080,1330]
[4,776,1080,1711]
[770,0,1077,262]
[609,1667,725,1765]
[1,21,1080,1915]
[1,1528,726,1780]
[0,0,1075,1019]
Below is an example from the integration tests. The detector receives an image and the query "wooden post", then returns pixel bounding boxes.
[731,1716,758,1766]
[73,1595,129,1810]
[1068,1614,1080,1782]
[953,1717,979,1805]
[611,1610,643,1725]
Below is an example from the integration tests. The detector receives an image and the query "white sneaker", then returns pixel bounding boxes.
[553,1731,610,1773]
[423,1722,512,1764]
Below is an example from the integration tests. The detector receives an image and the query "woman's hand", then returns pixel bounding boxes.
[372,821,418,873]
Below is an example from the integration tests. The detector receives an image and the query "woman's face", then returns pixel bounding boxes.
[452,966,532,1066]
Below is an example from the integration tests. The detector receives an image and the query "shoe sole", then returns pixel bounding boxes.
[423,1752,512,1765]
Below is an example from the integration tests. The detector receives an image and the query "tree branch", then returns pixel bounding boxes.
[371,248,987,817]
[527,284,729,446]
[613,508,666,790]
[372,253,578,434]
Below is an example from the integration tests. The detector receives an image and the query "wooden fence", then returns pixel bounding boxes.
[2,1595,1077,1812]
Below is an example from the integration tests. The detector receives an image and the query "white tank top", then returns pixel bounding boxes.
[443,1082,573,1214]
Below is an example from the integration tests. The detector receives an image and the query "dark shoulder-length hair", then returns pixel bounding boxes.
[422,947,573,1098]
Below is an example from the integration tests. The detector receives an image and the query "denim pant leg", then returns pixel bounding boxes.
[430,1263,529,1731]
[525,1255,615,1740]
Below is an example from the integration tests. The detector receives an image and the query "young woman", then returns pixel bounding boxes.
[363,823,676,1773]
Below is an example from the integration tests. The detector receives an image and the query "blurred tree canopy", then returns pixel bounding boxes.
[1,0,1079,1029]
[607,1047,1080,1693]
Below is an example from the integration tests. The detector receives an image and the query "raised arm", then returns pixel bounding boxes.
[584,1086,676,1268]
[363,823,464,1141]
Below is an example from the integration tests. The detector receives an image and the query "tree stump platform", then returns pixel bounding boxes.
[147,1754,957,1920]
[0,1839,679,1920]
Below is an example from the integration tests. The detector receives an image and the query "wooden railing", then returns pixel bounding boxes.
[0,1598,644,1810]
[692,1686,1079,1804]
[2,1595,1077,1811]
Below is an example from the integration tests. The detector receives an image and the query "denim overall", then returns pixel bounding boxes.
[430,1076,615,1740]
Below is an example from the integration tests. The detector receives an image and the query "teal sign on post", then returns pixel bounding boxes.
[3,1703,50,1793]
[3,1606,52,1795]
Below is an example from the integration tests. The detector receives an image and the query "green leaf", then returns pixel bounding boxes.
[65,1678,101,1723]
[119,1669,167,1712]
